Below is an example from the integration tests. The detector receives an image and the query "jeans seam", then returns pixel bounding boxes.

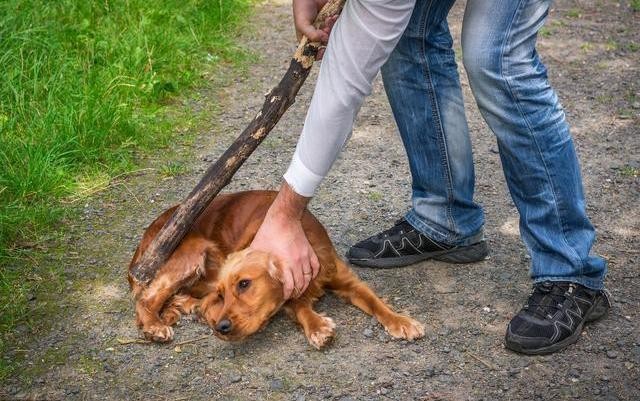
[533,276,603,291]
[500,0,585,275]
[418,0,458,241]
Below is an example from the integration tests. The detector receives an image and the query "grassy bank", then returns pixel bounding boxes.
[0,0,251,378]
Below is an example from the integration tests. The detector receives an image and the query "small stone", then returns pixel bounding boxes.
[230,374,242,383]
[226,349,235,359]
[508,368,520,377]
[363,328,374,338]
[174,346,182,353]
[377,375,394,388]
[442,347,451,353]
[606,350,618,359]
[568,368,580,378]
[482,307,491,313]
[294,395,306,401]
[270,378,284,391]
[380,387,389,395]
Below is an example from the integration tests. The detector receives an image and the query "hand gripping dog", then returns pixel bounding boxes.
[130,0,347,286]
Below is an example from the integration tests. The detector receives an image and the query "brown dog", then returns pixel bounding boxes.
[129,190,425,348]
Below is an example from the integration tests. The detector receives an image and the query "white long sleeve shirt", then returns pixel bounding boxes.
[283,0,416,197]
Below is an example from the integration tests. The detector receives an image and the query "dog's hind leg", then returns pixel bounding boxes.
[136,235,215,342]
[285,299,336,349]
[328,259,425,341]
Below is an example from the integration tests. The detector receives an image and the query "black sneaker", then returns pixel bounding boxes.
[505,281,611,355]
[346,218,488,268]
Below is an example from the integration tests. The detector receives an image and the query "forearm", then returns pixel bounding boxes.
[284,0,416,196]
[268,182,310,221]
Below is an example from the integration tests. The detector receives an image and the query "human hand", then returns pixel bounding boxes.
[250,184,320,299]
[292,0,338,59]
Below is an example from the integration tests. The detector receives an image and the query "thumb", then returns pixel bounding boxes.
[299,24,328,43]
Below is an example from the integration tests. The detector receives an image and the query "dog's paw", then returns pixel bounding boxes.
[307,316,336,350]
[383,314,425,341]
[143,324,174,343]
[160,308,181,326]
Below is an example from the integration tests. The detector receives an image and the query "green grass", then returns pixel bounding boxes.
[0,0,251,379]
[631,0,640,12]
[566,8,581,18]
[160,161,189,178]
[619,165,640,178]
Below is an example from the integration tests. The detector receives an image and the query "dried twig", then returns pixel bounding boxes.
[466,351,498,371]
[116,338,152,345]
[174,335,210,347]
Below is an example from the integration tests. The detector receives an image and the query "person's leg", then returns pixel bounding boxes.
[381,0,484,246]
[346,0,488,268]
[462,0,606,288]
[461,0,609,354]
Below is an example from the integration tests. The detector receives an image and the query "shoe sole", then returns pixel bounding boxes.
[504,292,611,355]
[347,241,489,269]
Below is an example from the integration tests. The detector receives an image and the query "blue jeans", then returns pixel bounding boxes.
[380,0,607,290]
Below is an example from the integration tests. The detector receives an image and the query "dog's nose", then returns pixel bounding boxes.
[215,319,232,334]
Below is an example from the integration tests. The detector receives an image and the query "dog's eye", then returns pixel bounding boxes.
[237,279,251,291]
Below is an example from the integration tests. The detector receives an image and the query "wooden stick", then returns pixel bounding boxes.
[466,351,498,371]
[174,335,211,347]
[130,0,347,285]
[116,338,152,345]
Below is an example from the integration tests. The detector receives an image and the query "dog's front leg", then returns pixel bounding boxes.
[135,236,213,342]
[329,260,425,341]
[284,299,336,349]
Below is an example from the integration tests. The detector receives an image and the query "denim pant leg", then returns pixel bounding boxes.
[461,0,606,289]
[381,0,484,246]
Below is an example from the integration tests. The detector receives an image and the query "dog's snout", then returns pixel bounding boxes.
[215,319,232,334]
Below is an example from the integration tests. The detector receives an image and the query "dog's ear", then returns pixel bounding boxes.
[267,254,283,284]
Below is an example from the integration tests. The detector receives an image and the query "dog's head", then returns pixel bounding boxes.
[205,248,285,341]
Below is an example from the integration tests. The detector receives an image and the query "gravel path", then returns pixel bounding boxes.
[3,1,639,400]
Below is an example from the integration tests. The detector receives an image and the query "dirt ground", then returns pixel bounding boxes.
[3,1,639,400]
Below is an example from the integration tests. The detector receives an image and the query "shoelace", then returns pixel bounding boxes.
[523,282,581,320]
[373,218,411,240]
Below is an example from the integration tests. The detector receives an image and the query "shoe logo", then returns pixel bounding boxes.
[375,239,401,257]
[551,307,582,341]
[374,233,424,258]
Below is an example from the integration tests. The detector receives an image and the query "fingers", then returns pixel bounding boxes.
[293,0,325,44]
[282,265,296,300]
[310,249,320,279]
[299,25,328,43]
[299,261,312,295]
[322,15,338,35]
[291,260,306,298]
[304,15,337,60]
